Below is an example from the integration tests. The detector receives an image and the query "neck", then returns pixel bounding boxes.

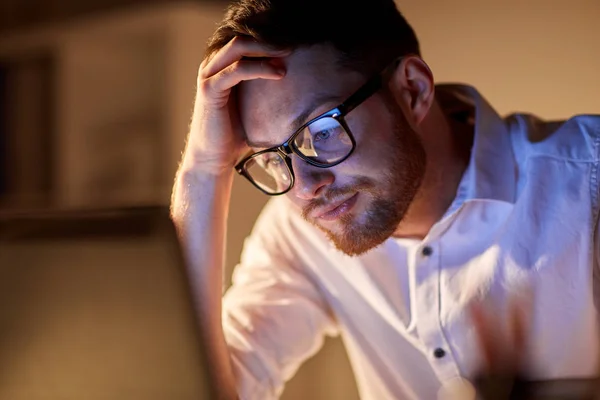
[392,100,473,240]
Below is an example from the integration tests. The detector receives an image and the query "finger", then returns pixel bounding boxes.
[470,302,498,372]
[510,304,525,371]
[509,291,532,372]
[201,36,291,79]
[199,56,210,71]
[202,59,285,96]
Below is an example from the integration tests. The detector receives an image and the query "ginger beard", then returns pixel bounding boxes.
[301,107,426,256]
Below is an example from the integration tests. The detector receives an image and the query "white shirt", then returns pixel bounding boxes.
[222,84,600,400]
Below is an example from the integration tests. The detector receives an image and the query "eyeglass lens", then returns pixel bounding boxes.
[293,117,353,164]
[245,117,353,194]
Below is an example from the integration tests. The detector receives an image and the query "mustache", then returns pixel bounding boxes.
[301,178,374,220]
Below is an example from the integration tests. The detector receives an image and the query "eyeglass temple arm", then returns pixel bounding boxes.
[337,57,403,115]
[338,75,382,115]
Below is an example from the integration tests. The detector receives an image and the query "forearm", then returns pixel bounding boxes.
[171,164,237,399]
[169,36,289,398]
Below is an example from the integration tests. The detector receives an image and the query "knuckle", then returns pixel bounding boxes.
[228,60,241,73]
[198,65,208,80]
[229,35,275,55]
[198,57,216,80]
[198,58,211,78]
[228,60,247,76]
[228,35,250,51]
[228,35,241,46]
[196,79,213,97]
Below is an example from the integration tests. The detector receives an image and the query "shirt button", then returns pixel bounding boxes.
[433,348,446,358]
[422,246,433,256]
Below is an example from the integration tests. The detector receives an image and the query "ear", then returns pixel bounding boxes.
[388,56,435,126]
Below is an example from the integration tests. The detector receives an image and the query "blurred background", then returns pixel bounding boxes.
[0,0,598,398]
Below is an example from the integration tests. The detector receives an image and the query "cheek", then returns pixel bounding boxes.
[344,97,398,161]
[343,127,395,174]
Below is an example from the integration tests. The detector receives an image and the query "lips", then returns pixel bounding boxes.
[316,193,359,221]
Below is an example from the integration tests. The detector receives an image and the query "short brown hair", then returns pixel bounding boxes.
[206,0,421,75]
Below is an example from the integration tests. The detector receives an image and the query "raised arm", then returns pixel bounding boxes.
[170,38,289,399]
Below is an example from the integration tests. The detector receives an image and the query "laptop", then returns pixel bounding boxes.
[0,206,215,400]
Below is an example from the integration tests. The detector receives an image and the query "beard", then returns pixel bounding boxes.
[301,106,426,256]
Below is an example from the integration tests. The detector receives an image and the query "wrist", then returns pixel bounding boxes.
[181,150,236,176]
[171,164,234,217]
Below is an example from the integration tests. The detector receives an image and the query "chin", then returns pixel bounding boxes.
[326,226,389,257]
[318,200,403,257]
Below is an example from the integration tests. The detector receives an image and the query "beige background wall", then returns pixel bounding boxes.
[224,1,600,398]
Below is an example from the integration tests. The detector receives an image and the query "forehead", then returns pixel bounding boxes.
[237,45,364,147]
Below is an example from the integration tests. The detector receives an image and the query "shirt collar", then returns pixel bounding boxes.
[437,84,517,217]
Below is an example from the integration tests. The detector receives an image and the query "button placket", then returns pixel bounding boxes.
[414,242,462,381]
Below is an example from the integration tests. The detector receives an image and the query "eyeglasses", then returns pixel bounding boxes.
[235,59,399,196]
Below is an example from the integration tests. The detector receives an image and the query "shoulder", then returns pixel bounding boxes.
[241,196,327,264]
[505,113,600,161]
[250,197,313,244]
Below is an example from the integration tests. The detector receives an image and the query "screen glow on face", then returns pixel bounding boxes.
[294,117,352,163]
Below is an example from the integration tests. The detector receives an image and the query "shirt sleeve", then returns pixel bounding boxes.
[222,199,338,400]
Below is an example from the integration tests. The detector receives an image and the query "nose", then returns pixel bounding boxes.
[291,156,335,200]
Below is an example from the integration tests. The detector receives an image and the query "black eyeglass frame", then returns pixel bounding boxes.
[235,58,400,196]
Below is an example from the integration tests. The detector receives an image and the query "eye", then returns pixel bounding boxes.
[314,130,333,141]
[264,155,283,168]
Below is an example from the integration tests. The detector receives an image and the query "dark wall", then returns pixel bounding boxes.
[0,0,229,34]
[0,65,6,198]
[0,54,56,210]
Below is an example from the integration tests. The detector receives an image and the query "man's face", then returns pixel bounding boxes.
[238,45,426,256]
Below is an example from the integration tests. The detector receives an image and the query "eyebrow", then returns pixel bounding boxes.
[246,92,343,149]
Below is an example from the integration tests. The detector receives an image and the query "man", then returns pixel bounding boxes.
[170,0,600,398]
